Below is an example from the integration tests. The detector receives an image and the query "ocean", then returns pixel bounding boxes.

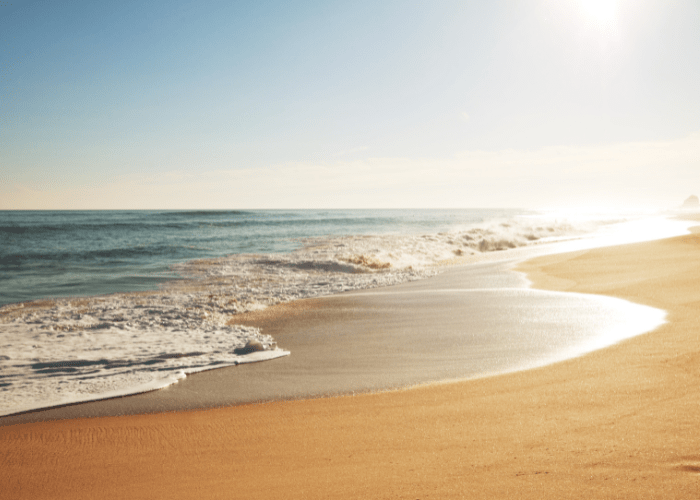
[0,208,688,417]
[1,209,529,307]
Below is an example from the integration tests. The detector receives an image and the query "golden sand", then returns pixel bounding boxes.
[2,233,700,499]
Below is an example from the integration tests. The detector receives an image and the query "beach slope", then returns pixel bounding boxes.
[2,233,700,499]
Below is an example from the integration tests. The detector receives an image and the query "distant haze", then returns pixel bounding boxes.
[1,0,698,210]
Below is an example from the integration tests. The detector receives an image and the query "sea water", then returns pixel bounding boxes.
[0,209,688,416]
[0,209,534,307]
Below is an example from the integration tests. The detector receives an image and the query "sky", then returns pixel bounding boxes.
[1,0,699,210]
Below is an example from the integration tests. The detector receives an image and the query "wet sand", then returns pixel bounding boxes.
[0,260,661,423]
[2,231,700,498]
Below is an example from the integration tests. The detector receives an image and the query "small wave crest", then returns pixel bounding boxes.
[294,216,589,270]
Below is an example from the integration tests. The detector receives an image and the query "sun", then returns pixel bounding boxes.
[577,0,618,25]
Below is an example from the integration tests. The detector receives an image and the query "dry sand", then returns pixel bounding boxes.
[2,231,700,499]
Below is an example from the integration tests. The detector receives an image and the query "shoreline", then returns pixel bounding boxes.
[1,213,693,418]
[2,225,700,497]
[0,257,665,425]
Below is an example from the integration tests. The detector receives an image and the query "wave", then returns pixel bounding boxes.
[172,216,591,313]
[0,244,198,267]
[150,210,254,218]
[0,292,287,417]
[293,217,587,269]
[0,221,194,234]
[0,216,397,235]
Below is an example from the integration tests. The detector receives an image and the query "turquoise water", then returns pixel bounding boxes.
[0,209,525,306]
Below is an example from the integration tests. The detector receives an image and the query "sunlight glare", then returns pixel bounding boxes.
[578,0,618,25]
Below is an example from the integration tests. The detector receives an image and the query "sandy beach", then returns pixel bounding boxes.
[2,229,700,499]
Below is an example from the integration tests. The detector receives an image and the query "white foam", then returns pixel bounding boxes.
[174,216,592,296]
[0,293,288,416]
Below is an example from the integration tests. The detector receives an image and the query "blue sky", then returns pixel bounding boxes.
[2,0,699,209]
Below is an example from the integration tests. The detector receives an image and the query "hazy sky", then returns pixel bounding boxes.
[1,0,699,210]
